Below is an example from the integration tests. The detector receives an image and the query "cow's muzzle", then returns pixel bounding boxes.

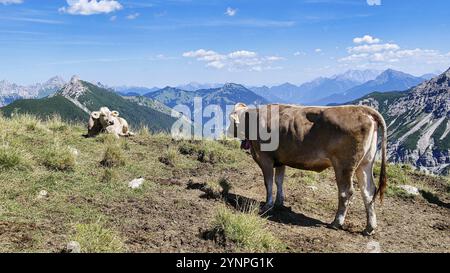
[240,139,251,150]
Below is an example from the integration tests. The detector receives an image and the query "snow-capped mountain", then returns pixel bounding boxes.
[248,69,382,104]
[316,69,426,105]
[330,69,381,83]
[176,82,223,91]
[0,76,66,106]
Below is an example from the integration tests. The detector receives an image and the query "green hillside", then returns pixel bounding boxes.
[1,95,87,122]
[1,80,177,132]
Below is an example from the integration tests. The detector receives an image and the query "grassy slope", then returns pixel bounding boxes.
[0,115,448,253]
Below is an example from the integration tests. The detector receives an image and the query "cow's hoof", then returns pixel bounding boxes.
[260,204,274,214]
[274,202,284,209]
[328,221,343,230]
[362,227,376,236]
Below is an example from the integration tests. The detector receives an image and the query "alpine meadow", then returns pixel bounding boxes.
[0,0,449,258]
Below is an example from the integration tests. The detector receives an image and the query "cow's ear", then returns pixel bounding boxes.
[234,103,248,112]
[230,103,248,124]
[91,111,100,119]
[230,113,240,124]
[111,111,119,117]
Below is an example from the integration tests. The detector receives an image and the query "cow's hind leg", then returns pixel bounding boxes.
[261,166,274,212]
[274,165,286,208]
[356,131,378,235]
[330,165,354,230]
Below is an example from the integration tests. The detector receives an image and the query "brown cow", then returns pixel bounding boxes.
[227,103,387,235]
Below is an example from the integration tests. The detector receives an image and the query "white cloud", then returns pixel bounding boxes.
[225,7,237,17]
[110,15,117,21]
[182,49,284,72]
[367,0,381,6]
[315,48,322,53]
[353,35,380,44]
[59,0,123,16]
[348,43,400,53]
[0,0,23,4]
[294,51,306,56]
[228,50,257,58]
[126,12,139,20]
[340,37,450,67]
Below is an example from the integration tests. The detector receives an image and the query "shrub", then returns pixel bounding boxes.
[138,125,151,138]
[0,145,23,171]
[211,205,285,252]
[100,145,126,168]
[178,141,237,164]
[41,143,76,171]
[159,146,179,167]
[47,115,68,132]
[71,223,124,253]
[101,168,117,183]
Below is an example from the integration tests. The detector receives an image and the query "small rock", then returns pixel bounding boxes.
[69,147,79,157]
[128,178,145,189]
[66,241,81,253]
[37,190,48,199]
[366,241,381,253]
[306,186,318,191]
[398,185,419,196]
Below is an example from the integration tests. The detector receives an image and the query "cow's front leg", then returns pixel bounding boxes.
[261,166,274,213]
[274,165,286,208]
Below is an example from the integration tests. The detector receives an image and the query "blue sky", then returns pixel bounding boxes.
[1,0,450,87]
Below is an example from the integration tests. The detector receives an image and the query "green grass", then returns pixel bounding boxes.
[41,142,77,171]
[0,145,24,171]
[70,222,125,253]
[100,145,126,168]
[178,140,239,165]
[212,205,285,252]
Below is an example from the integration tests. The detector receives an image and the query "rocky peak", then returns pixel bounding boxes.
[59,75,86,99]
[223,83,244,89]
[389,68,450,118]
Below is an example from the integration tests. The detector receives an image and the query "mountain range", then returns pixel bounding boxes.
[248,69,382,104]
[353,68,450,174]
[1,76,177,132]
[145,83,269,115]
[0,76,66,107]
[318,69,428,105]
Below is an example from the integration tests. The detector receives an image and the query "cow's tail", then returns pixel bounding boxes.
[367,107,388,202]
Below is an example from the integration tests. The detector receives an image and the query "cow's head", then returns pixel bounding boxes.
[98,107,117,127]
[227,103,253,150]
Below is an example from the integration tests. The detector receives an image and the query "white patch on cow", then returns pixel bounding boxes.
[128,178,144,189]
[398,185,419,196]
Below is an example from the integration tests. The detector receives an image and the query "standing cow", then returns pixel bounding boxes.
[228,103,387,236]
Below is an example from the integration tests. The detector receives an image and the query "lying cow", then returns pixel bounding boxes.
[227,103,387,236]
[88,107,134,138]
